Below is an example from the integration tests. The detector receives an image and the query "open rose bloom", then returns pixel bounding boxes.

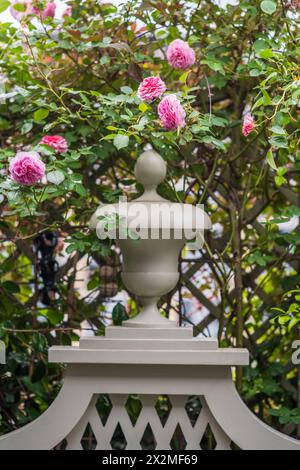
[40,135,68,153]
[9,151,45,186]
[167,39,196,70]
[157,94,186,130]
[137,76,166,103]
[242,113,255,136]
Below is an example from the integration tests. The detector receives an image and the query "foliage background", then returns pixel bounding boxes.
[0,0,300,442]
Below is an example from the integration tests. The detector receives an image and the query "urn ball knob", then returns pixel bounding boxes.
[134,150,167,188]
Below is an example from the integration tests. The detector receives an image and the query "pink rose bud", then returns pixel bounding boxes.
[9,151,45,186]
[137,76,166,103]
[32,2,56,20]
[157,94,186,131]
[40,135,68,153]
[242,113,255,136]
[167,39,196,70]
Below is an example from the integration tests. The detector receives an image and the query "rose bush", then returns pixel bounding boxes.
[0,0,300,443]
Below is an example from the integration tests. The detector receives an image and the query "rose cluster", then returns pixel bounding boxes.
[7,35,253,187]
[138,38,254,136]
[137,39,196,131]
[9,136,68,186]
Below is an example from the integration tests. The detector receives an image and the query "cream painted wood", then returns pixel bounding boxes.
[48,346,249,365]
[79,337,219,350]
[105,325,193,338]
[65,394,231,450]
[0,327,299,450]
[1,359,300,449]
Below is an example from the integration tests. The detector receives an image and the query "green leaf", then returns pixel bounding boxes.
[12,2,26,12]
[262,89,271,105]
[278,315,290,325]
[45,309,64,326]
[47,170,65,185]
[275,175,287,187]
[0,0,9,14]
[138,102,148,113]
[258,49,275,59]
[112,303,128,326]
[252,97,264,111]
[270,126,286,135]
[33,108,49,123]
[269,135,288,149]
[21,122,33,134]
[120,86,132,95]
[201,58,225,75]
[74,183,87,196]
[266,149,277,170]
[253,39,270,52]
[113,134,129,150]
[260,1,277,15]
[179,70,191,83]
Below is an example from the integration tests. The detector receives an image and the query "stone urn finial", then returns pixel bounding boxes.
[90,149,211,328]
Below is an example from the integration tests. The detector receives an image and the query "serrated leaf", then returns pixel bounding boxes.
[34,108,49,123]
[270,126,286,135]
[120,86,132,95]
[260,1,277,15]
[47,170,65,185]
[113,134,129,150]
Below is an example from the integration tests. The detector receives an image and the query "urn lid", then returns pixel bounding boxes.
[90,150,211,236]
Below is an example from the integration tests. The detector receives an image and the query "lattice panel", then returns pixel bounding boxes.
[62,394,232,450]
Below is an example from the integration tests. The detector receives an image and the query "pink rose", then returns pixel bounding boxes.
[166,39,196,70]
[63,6,72,18]
[9,151,45,186]
[32,2,56,20]
[157,94,186,130]
[40,135,68,153]
[137,76,166,103]
[242,113,255,136]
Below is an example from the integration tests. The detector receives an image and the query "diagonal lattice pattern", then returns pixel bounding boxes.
[63,394,232,450]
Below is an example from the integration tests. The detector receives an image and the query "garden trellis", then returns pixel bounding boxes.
[1,0,300,447]
[0,151,299,450]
